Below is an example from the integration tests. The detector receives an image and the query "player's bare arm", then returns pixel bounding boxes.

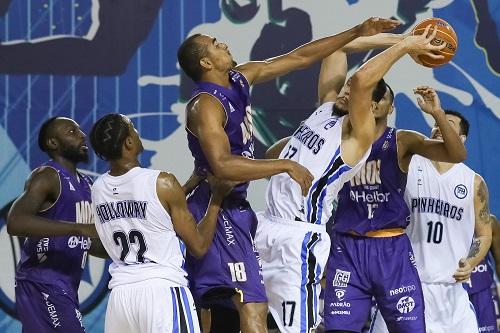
[237,17,400,85]
[187,93,313,196]
[157,171,230,258]
[397,86,467,172]
[490,214,500,277]
[88,237,109,259]
[7,166,97,238]
[453,175,492,282]
[265,136,292,160]
[182,169,206,196]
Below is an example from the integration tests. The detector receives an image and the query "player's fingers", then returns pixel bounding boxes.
[422,51,444,60]
[426,25,438,42]
[416,97,424,109]
[421,24,432,39]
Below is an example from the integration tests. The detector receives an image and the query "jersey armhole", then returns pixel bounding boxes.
[38,166,62,213]
[185,92,229,139]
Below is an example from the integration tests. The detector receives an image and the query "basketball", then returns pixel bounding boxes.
[412,17,458,67]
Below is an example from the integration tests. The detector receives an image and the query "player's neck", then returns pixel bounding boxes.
[430,160,455,174]
[52,156,78,175]
[375,118,388,138]
[108,159,140,176]
[201,70,232,88]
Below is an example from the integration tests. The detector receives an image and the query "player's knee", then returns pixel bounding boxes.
[239,302,268,321]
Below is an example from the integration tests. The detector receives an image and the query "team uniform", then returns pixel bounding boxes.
[92,167,199,333]
[466,255,498,333]
[185,70,267,308]
[255,101,370,332]
[325,128,426,333]
[371,154,479,333]
[15,160,93,333]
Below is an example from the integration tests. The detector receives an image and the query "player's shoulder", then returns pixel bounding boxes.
[28,165,60,186]
[157,171,180,188]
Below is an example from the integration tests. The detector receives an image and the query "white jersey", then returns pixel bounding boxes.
[266,102,370,225]
[405,155,476,283]
[92,167,188,289]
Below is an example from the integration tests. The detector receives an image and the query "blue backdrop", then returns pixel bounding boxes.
[0,0,498,331]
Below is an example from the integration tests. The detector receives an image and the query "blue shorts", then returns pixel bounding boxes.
[324,232,425,332]
[186,182,267,308]
[15,279,85,333]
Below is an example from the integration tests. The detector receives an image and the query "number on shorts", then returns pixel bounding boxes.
[426,220,443,244]
[281,301,296,327]
[228,262,247,282]
[113,229,148,263]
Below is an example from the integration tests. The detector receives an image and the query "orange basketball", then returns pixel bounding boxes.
[412,17,458,68]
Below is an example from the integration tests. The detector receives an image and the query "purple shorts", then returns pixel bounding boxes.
[186,182,267,308]
[469,287,498,333]
[15,279,85,333]
[324,232,425,332]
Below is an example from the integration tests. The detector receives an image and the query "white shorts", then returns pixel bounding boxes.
[255,212,330,333]
[105,279,200,333]
[370,282,478,333]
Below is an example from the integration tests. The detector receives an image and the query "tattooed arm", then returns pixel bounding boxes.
[453,174,493,282]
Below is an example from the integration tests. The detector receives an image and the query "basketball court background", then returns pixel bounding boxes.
[0,0,498,331]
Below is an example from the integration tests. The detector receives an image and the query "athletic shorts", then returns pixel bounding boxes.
[469,287,498,333]
[255,212,330,332]
[324,232,425,332]
[187,182,267,307]
[105,279,200,333]
[15,279,85,333]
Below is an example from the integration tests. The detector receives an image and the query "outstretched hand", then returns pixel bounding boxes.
[413,86,442,115]
[405,25,446,63]
[357,17,401,37]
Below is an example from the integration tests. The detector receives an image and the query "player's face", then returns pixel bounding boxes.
[431,114,463,140]
[202,35,236,71]
[125,117,144,155]
[335,78,351,112]
[53,118,89,164]
[372,88,394,119]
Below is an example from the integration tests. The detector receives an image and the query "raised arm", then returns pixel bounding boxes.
[265,136,291,160]
[348,26,444,151]
[236,17,400,85]
[318,33,404,105]
[453,175,492,282]
[7,167,97,238]
[157,172,229,258]
[187,94,313,195]
[397,87,467,172]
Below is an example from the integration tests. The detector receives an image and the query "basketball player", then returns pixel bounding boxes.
[89,114,234,333]
[466,213,499,333]
[177,17,402,332]
[255,27,447,332]
[7,117,102,332]
[371,110,492,333]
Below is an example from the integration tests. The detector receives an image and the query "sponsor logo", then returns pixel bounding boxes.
[330,310,350,315]
[454,184,467,199]
[479,325,496,332]
[472,264,487,273]
[335,289,345,301]
[330,301,351,308]
[409,251,417,268]
[332,269,351,288]
[396,296,415,314]
[222,213,236,246]
[396,316,418,322]
[67,236,91,250]
[42,292,61,328]
[389,285,416,296]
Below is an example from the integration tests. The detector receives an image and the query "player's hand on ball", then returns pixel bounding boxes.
[413,86,443,115]
[404,25,446,61]
[452,258,473,283]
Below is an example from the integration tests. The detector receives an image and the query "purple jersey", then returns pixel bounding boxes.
[467,255,495,294]
[187,70,253,197]
[15,160,93,303]
[333,127,410,234]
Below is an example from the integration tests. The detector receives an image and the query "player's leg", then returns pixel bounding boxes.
[15,280,86,333]
[208,305,240,333]
[469,287,499,333]
[371,235,425,333]
[323,233,373,332]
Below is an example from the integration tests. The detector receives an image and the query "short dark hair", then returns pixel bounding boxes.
[38,117,59,152]
[177,34,208,82]
[90,114,130,161]
[372,78,392,103]
[444,109,469,136]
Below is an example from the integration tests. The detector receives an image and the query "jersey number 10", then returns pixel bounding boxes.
[426,221,444,244]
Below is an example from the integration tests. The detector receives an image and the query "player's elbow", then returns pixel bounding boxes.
[189,244,209,259]
[448,147,467,163]
[6,214,22,236]
[351,68,372,91]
